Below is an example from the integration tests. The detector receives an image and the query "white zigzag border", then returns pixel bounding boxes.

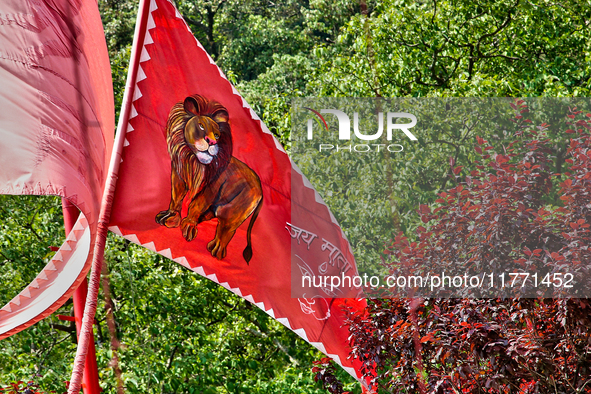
[1,214,91,336]
[110,0,360,382]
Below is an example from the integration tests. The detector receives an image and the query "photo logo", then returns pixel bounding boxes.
[304,108,418,141]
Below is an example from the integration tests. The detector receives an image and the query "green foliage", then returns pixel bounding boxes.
[99,0,136,120]
[218,14,309,81]
[211,0,362,82]
[0,196,64,306]
[228,0,363,142]
[311,0,591,97]
[100,0,137,57]
[237,53,316,150]
[0,196,78,393]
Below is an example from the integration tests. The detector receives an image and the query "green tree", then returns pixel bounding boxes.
[312,0,591,97]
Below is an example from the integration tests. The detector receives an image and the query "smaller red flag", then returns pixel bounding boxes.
[0,0,114,339]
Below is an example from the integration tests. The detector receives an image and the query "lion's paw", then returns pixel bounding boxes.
[181,218,198,241]
[156,210,181,228]
[207,238,227,260]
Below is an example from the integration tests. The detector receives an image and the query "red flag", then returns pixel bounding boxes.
[0,0,114,339]
[108,0,367,382]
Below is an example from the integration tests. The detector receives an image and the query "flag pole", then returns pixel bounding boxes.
[63,199,101,394]
[67,0,151,391]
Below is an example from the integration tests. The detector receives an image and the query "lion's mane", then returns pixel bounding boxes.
[166,94,233,194]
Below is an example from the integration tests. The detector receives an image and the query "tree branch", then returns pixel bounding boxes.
[245,327,299,366]
[475,0,520,58]
[50,322,76,333]
[167,344,179,370]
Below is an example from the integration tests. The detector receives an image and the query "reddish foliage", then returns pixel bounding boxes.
[0,381,69,394]
[387,102,591,298]
[347,297,591,393]
[339,102,591,393]
[0,382,40,394]
[313,357,351,394]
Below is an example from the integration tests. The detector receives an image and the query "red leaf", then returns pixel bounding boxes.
[419,204,431,215]
[420,333,435,343]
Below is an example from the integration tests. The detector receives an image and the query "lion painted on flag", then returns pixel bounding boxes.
[155,95,263,263]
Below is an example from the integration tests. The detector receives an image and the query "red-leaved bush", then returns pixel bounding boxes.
[385,101,591,298]
[0,380,72,394]
[341,102,591,393]
[347,297,591,393]
[0,381,67,394]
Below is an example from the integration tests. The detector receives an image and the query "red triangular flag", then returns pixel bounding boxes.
[108,0,367,383]
[0,0,114,339]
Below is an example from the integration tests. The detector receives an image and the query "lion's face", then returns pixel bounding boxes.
[184,115,221,165]
[166,95,232,189]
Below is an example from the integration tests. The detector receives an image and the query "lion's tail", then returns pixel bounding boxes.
[243,196,263,264]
